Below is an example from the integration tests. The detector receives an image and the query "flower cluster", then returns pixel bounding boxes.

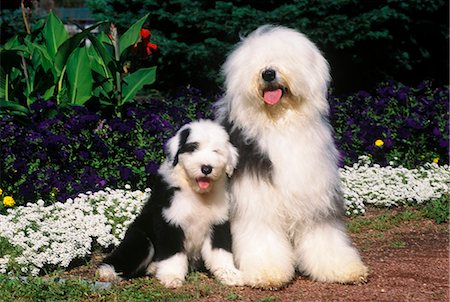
[340,156,450,215]
[0,186,150,276]
[330,81,448,167]
[0,189,15,208]
[0,87,214,207]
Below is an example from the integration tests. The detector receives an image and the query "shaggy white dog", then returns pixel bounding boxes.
[97,120,242,288]
[215,25,368,288]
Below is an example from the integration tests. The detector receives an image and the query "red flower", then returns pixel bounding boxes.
[135,28,157,56]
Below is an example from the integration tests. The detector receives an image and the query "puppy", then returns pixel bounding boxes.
[97,120,242,288]
[215,25,368,288]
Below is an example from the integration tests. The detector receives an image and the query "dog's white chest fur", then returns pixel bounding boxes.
[163,188,229,259]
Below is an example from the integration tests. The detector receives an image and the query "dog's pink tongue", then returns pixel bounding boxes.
[197,177,211,190]
[263,89,282,105]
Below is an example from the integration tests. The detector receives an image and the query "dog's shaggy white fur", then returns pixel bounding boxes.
[215,25,368,288]
[97,120,242,287]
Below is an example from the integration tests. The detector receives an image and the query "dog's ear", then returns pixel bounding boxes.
[166,127,192,166]
[226,143,239,177]
[165,135,179,165]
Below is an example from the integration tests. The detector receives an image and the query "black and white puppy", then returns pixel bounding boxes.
[97,120,242,288]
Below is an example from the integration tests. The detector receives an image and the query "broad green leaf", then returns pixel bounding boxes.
[25,40,53,73]
[121,66,156,104]
[43,10,68,58]
[119,14,149,56]
[0,70,8,100]
[3,36,28,52]
[88,33,115,77]
[54,22,106,75]
[66,47,93,105]
[0,100,29,116]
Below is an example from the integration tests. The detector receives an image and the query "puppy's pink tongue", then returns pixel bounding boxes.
[197,177,211,190]
[263,89,282,105]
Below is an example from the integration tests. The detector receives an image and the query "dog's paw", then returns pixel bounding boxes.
[243,269,292,290]
[311,262,369,284]
[214,268,244,286]
[157,274,185,288]
[96,264,123,282]
[337,263,369,284]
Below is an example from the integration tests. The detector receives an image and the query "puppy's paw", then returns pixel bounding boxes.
[96,264,123,282]
[157,274,185,288]
[214,268,244,286]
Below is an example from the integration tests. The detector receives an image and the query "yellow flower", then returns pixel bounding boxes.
[433,157,439,164]
[0,188,2,195]
[374,139,384,147]
[3,196,15,207]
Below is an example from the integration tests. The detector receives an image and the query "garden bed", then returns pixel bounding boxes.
[2,207,447,301]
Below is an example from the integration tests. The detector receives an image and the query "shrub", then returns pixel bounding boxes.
[0,11,156,117]
[331,81,449,168]
[86,0,448,92]
[0,87,214,208]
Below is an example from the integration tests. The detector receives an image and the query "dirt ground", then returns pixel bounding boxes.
[62,208,449,301]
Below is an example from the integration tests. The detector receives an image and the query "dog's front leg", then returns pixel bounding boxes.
[150,253,189,288]
[201,223,243,286]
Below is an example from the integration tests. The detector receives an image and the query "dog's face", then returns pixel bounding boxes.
[221,25,331,119]
[165,120,238,194]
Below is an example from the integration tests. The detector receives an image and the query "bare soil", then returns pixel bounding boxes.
[61,208,449,301]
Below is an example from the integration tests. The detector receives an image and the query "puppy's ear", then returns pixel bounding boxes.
[164,135,179,165]
[167,126,191,166]
[226,143,239,177]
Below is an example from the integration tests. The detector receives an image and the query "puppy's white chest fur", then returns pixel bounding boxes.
[163,188,229,259]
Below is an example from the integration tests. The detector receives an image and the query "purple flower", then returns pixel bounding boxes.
[119,165,132,180]
[404,117,422,129]
[145,162,159,174]
[134,148,146,161]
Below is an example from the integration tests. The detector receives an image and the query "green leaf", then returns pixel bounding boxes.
[26,40,54,74]
[66,47,93,105]
[88,33,115,77]
[43,10,69,58]
[0,100,29,116]
[119,14,149,56]
[121,66,156,104]
[54,22,106,75]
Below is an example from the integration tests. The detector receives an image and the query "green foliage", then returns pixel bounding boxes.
[0,12,156,117]
[86,0,448,92]
[420,196,449,224]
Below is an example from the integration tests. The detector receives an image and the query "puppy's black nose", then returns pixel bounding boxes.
[262,69,276,82]
[201,165,213,175]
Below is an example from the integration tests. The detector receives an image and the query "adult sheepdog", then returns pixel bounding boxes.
[215,25,368,288]
[97,120,242,288]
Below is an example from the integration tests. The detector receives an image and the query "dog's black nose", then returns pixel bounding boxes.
[262,69,276,82]
[201,165,213,175]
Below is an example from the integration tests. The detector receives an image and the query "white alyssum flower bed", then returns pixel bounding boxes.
[0,159,448,276]
[0,186,150,276]
[340,156,450,215]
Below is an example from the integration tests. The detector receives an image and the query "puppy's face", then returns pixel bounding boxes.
[165,120,238,194]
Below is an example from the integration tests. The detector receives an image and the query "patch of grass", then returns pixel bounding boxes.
[255,296,281,302]
[226,293,242,300]
[0,276,197,302]
[347,207,423,233]
[390,240,407,249]
[0,275,94,302]
[420,196,449,224]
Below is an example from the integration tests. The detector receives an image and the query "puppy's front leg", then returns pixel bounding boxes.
[202,222,243,286]
[150,253,189,288]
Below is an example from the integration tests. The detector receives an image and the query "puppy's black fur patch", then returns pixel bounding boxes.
[101,174,184,279]
[173,128,199,166]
